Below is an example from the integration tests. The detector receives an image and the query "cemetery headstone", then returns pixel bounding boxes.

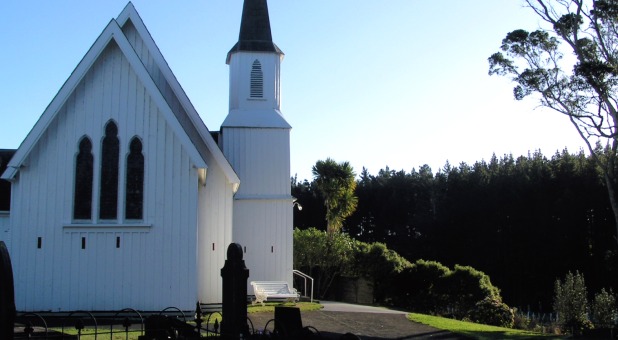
[220,243,249,339]
[0,241,15,340]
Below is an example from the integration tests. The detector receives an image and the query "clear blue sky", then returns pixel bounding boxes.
[0,1,586,181]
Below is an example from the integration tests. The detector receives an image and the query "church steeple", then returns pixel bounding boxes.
[226,0,283,64]
[220,0,293,290]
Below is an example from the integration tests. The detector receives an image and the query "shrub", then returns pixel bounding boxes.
[591,288,617,328]
[553,271,592,336]
[442,265,501,318]
[393,260,451,314]
[293,228,356,298]
[467,297,514,328]
[512,309,531,330]
[351,242,411,302]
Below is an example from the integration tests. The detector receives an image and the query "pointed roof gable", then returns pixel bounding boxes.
[226,0,283,64]
[116,3,239,187]
[2,3,240,188]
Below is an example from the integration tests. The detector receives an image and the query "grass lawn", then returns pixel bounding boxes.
[247,301,322,313]
[408,313,567,340]
[45,328,143,340]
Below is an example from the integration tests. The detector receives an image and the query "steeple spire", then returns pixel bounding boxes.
[226,0,283,64]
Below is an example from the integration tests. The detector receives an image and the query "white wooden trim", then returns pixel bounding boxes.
[2,17,211,181]
[115,3,240,186]
[63,223,152,232]
[234,194,294,201]
[110,22,206,169]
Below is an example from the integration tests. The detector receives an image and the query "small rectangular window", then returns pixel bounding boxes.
[116,236,121,248]
[37,237,42,249]
[81,237,86,249]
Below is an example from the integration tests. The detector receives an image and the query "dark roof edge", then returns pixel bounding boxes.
[226,0,283,64]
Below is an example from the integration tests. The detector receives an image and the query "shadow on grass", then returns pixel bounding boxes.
[453,330,566,340]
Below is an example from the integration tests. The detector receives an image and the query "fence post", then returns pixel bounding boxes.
[0,241,15,340]
[220,243,249,339]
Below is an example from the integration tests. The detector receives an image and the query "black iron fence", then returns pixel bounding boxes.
[13,304,323,339]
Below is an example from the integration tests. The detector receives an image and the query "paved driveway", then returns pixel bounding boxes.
[248,301,469,339]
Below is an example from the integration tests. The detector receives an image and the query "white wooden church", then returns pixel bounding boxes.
[0,0,293,312]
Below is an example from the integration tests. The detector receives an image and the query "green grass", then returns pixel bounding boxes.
[407,313,567,340]
[247,301,322,313]
[47,327,142,340]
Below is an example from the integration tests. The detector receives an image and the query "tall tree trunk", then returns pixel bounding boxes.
[602,172,618,248]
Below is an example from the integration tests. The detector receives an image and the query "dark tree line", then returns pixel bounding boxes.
[293,149,618,311]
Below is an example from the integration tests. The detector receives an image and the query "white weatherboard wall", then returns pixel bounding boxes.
[121,17,237,305]
[197,164,235,304]
[119,14,238,303]
[0,212,9,249]
[222,128,293,285]
[8,43,200,311]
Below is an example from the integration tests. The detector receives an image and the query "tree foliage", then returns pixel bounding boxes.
[489,0,618,244]
[553,271,593,334]
[293,227,355,298]
[444,265,503,319]
[393,260,451,314]
[591,288,617,327]
[312,158,358,234]
[293,150,618,309]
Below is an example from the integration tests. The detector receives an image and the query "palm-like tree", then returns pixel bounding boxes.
[312,158,358,234]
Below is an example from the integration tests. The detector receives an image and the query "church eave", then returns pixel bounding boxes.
[226,42,283,64]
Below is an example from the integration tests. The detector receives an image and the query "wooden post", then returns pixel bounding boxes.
[220,243,249,339]
[0,241,15,340]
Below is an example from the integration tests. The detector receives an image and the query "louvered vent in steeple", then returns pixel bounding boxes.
[250,59,264,98]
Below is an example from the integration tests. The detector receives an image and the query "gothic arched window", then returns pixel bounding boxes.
[99,121,119,219]
[250,59,264,98]
[74,137,93,220]
[125,137,144,220]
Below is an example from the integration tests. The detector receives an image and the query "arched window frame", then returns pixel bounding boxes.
[99,120,119,220]
[250,59,264,98]
[125,136,144,220]
[73,136,94,220]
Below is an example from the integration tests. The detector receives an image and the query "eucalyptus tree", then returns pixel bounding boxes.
[312,158,358,234]
[489,0,618,245]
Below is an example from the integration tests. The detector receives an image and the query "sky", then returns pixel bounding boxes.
[0,1,588,181]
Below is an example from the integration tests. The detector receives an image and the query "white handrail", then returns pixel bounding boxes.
[292,270,314,303]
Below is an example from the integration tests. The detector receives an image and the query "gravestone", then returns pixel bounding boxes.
[0,241,15,340]
[220,243,249,339]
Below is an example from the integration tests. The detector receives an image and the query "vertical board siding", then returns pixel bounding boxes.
[122,20,212,165]
[222,127,293,288]
[223,128,290,196]
[123,19,234,304]
[0,214,10,248]
[10,42,201,311]
[197,164,235,304]
[233,201,293,286]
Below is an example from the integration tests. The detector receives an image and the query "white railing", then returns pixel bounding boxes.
[292,270,314,303]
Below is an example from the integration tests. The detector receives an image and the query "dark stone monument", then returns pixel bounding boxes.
[275,306,303,337]
[220,243,250,339]
[0,241,15,340]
